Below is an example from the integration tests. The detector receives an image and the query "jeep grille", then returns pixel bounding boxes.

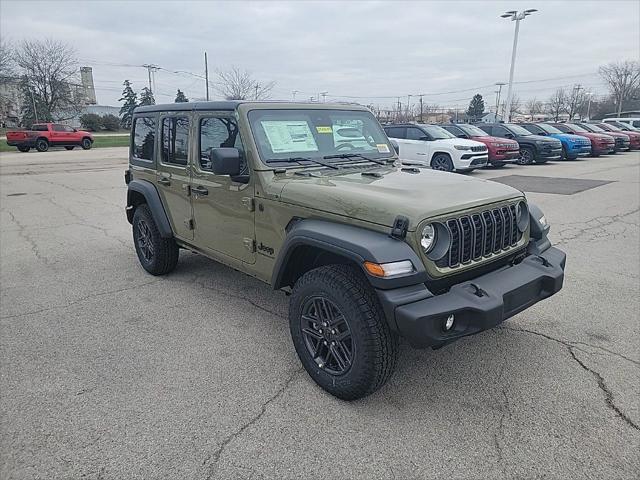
[435,203,523,269]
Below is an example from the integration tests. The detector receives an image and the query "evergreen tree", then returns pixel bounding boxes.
[174,89,189,103]
[139,87,155,106]
[466,94,485,121]
[119,80,138,129]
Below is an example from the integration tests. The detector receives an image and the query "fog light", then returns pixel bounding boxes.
[444,314,455,331]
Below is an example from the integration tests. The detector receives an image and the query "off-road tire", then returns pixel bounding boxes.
[65,146,75,151]
[289,264,399,400]
[132,204,179,275]
[36,138,49,152]
[81,138,92,150]
[17,146,30,152]
[517,146,534,165]
[430,153,454,172]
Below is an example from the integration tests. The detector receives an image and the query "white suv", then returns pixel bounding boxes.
[384,124,488,172]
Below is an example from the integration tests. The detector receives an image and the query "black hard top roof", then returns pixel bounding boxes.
[134,101,242,114]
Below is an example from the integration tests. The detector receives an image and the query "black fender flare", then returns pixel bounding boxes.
[126,179,173,238]
[271,219,428,290]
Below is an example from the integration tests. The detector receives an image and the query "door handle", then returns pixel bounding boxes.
[191,185,208,196]
[158,177,171,186]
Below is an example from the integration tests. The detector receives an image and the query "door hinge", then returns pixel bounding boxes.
[184,218,194,230]
[243,237,256,253]
[182,184,191,196]
[242,197,255,212]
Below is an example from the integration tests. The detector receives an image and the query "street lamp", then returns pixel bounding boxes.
[501,8,537,122]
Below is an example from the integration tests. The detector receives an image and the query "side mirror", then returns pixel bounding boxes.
[505,133,515,139]
[419,136,430,141]
[210,148,241,176]
[456,134,467,139]
[538,132,547,136]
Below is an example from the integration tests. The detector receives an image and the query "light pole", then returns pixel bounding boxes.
[501,8,537,122]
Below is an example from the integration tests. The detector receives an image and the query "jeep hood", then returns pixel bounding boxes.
[277,167,523,230]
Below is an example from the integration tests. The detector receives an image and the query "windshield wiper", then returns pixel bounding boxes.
[323,153,389,165]
[266,156,339,170]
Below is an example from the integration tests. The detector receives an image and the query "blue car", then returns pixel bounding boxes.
[522,123,591,160]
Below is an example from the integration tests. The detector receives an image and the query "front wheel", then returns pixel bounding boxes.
[517,146,534,165]
[17,146,30,153]
[132,204,179,275]
[289,264,399,400]
[430,153,454,172]
[81,138,92,150]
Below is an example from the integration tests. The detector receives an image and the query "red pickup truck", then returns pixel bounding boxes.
[6,123,93,152]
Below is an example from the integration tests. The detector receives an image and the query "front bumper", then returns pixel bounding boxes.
[491,150,520,163]
[537,146,563,160]
[456,153,488,170]
[379,247,566,348]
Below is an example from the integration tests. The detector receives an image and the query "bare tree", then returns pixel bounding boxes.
[507,94,521,119]
[525,97,543,120]
[599,60,640,116]
[546,88,568,122]
[215,66,275,100]
[13,38,82,121]
[566,85,587,120]
[0,37,14,77]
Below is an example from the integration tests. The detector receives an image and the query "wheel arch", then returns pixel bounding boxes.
[271,219,428,291]
[126,179,173,238]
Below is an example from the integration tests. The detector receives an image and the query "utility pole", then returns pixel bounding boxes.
[571,84,583,120]
[419,95,424,123]
[585,92,593,120]
[292,90,299,101]
[501,9,537,122]
[495,82,506,118]
[255,83,260,100]
[320,91,328,103]
[142,64,159,93]
[204,52,210,101]
[406,95,411,120]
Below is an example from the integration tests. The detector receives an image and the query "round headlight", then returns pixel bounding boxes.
[420,224,436,253]
[516,201,529,232]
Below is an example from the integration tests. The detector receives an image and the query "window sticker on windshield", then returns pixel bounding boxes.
[376,144,390,153]
[316,126,332,134]
[261,120,318,153]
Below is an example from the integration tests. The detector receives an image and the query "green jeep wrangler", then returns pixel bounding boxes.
[125,101,566,400]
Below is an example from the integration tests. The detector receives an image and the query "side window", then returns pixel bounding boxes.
[524,125,541,135]
[199,117,246,172]
[52,124,65,132]
[132,116,156,161]
[384,127,405,139]
[406,127,426,140]
[493,126,510,137]
[161,117,189,166]
[478,125,492,135]
[64,126,75,133]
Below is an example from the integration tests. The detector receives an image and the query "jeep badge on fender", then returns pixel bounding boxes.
[124,101,566,400]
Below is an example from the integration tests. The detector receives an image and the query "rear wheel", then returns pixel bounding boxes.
[65,146,75,151]
[518,146,534,165]
[132,204,179,275]
[81,138,92,150]
[289,264,399,400]
[17,146,30,153]
[430,153,454,172]
[35,138,49,152]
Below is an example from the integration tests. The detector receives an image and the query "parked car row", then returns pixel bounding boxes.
[384,120,639,173]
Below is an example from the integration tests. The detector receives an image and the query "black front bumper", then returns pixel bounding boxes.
[378,247,566,348]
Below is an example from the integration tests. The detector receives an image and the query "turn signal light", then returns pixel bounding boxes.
[364,260,414,278]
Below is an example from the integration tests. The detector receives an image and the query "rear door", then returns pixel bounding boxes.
[400,126,432,163]
[50,124,68,144]
[155,114,194,241]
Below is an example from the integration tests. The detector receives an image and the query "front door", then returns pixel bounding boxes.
[191,114,255,264]
[155,115,193,240]
[401,126,432,163]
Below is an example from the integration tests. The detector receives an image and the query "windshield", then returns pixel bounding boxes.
[505,124,532,136]
[458,124,487,137]
[579,123,604,133]
[566,123,588,133]
[421,125,455,139]
[537,124,563,134]
[247,109,394,166]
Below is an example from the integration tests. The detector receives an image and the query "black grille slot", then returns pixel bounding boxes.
[435,203,523,270]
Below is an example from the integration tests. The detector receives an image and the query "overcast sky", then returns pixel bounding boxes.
[2,0,638,111]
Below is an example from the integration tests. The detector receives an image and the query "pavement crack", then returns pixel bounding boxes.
[500,326,640,432]
[0,280,161,320]
[554,207,639,246]
[5,209,54,266]
[202,368,302,480]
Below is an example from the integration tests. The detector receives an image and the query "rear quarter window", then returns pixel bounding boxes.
[132,116,157,161]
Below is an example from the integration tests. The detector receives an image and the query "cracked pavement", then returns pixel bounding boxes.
[1,147,639,479]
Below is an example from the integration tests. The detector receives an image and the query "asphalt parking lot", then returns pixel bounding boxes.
[1,147,639,479]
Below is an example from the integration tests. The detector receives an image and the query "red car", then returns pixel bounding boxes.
[593,123,640,150]
[440,123,520,166]
[577,123,630,153]
[6,123,94,153]
[550,123,615,156]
